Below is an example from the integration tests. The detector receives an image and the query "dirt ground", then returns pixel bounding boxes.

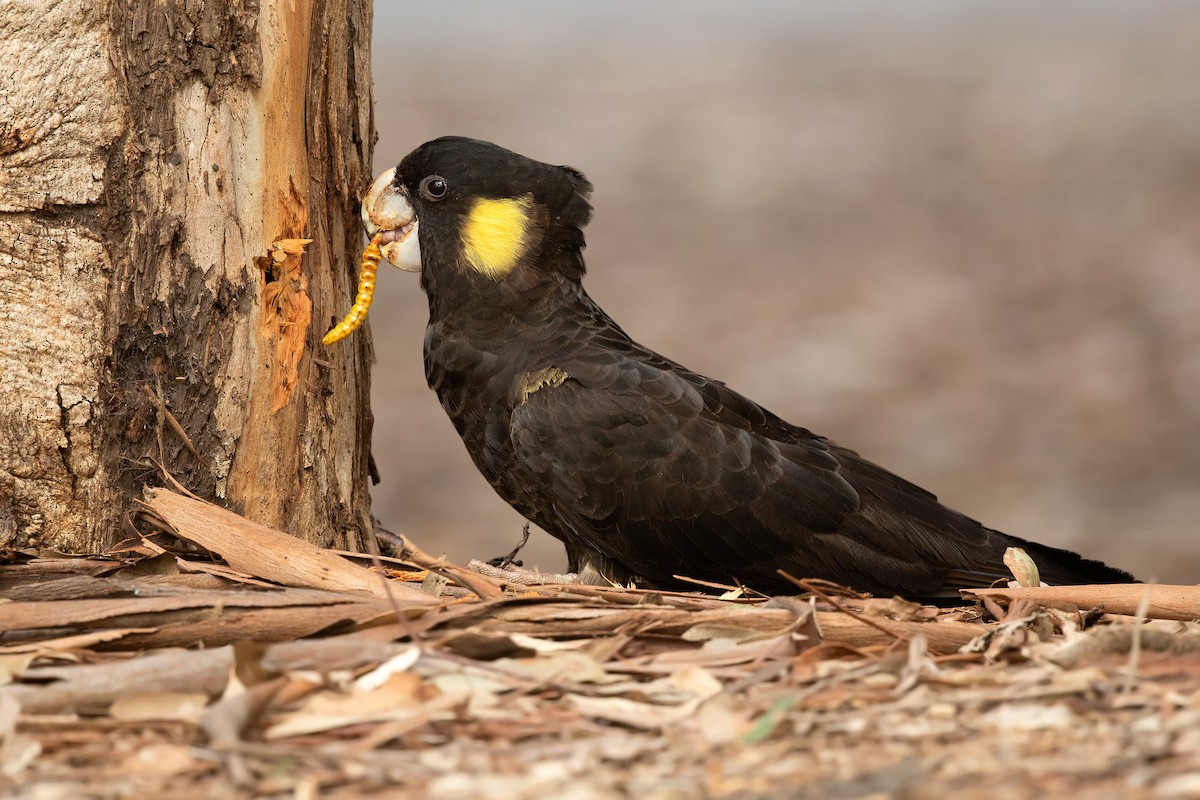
[366,2,1200,585]
[2,493,1198,799]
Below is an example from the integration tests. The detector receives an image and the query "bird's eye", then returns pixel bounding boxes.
[420,175,448,201]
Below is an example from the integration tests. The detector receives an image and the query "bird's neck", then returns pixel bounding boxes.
[425,268,593,336]
[421,232,589,322]
[422,272,616,394]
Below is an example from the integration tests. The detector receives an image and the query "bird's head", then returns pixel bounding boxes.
[361,137,593,305]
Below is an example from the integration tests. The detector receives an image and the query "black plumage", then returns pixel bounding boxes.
[387,136,1135,598]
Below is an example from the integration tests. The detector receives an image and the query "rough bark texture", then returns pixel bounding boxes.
[0,0,375,552]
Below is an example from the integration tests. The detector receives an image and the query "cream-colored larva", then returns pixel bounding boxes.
[322,234,383,345]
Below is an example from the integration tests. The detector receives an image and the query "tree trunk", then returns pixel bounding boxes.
[0,0,376,552]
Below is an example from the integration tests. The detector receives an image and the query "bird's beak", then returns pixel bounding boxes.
[361,168,421,272]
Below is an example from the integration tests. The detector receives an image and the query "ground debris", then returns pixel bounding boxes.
[1,491,1197,797]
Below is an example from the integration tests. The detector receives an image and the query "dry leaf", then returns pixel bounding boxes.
[109,691,209,722]
[0,694,39,778]
[692,694,753,744]
[980,702,1076,731]
[492,652,614,684]
[118,742,198,775]
[263,638,409,676]
[568,693,704,730]
[0,736,39,779]
[505,633,592,653]
[0,647,231,715]
[1003,546,1041,588]
[0,655,34,686]
[201,671,294,746]
[264,672,427,739]
[668,665,724,701]
[355,647,421,691]
[3,517,1198,797]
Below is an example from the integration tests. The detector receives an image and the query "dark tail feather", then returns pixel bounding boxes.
[1001,534,1137,585]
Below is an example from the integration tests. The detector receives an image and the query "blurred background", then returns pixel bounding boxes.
[367,1,1200,584]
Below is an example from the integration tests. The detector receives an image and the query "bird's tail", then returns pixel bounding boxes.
[998,533,1137,586]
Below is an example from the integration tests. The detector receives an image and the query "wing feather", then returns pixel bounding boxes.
[506,334,1073,595]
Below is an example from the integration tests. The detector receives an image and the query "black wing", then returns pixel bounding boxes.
[508,352,1019,596]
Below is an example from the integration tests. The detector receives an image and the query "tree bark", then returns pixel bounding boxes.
[0,0,376,552]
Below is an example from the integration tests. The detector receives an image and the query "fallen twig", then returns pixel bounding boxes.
[965,584,1200,621]
[375,528,505,601]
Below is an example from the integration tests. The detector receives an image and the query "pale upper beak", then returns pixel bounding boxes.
[361,168,421,272]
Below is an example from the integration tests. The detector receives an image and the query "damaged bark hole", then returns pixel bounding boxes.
[258,236,313,413]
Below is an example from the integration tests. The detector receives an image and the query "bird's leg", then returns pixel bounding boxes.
[467,533,649,589]
[486,523,531,568]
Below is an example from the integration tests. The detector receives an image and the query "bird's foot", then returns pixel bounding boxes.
[467,559,579,585]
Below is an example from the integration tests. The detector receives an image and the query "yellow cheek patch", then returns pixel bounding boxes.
[462,195,534,280]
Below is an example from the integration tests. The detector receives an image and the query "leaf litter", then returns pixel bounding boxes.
[0,489,1196,798]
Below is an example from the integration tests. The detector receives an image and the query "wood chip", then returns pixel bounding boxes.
[146,489,435,604]
[965,584,1200,621]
